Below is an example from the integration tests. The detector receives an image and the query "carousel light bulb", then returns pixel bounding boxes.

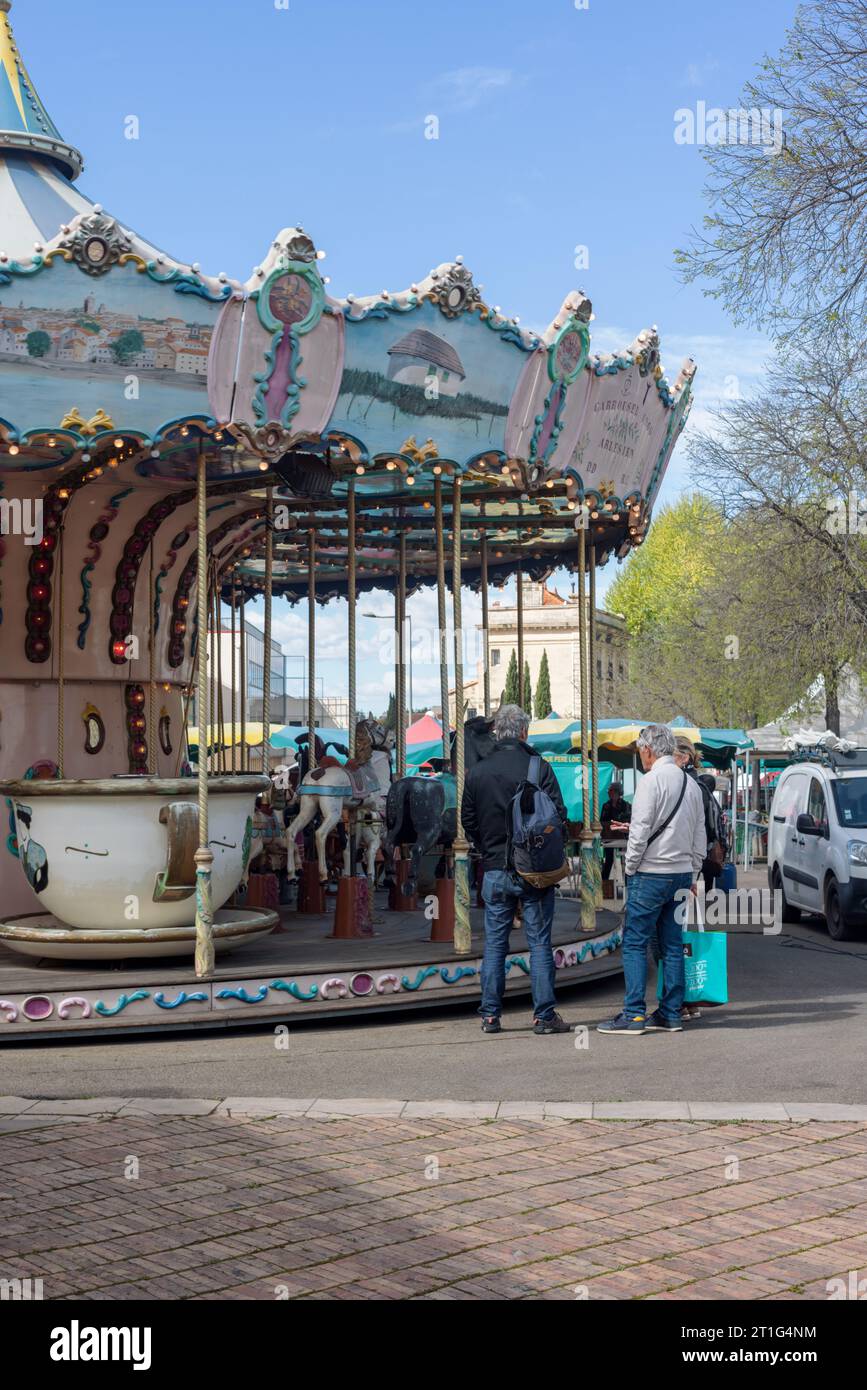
[589,313,596,321]
[423,500,431,509]
[34,241,43,253]
[8,444,19,455]
[48,436,56,447]
[546,480,554,488]
[432,465,442,475]
[501,466,510,476]
[114,437,123,448]
[180,426,189,437]
[151,448,160,458]
[218,272,227,282]
[215,431,223,440]
[386,461,395,471]
[323,276,331,284]
[258,462,268,472]
[81,451,91,462]
[192,262,200,273]
[58,488,69,499]
[355,464,365,475]
[567,500,575,510]
[406,475,415,485]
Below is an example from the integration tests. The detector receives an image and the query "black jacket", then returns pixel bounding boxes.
[461,738,568,871]
[600,796,631,838]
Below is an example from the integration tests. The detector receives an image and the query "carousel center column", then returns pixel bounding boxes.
[588,541,603,908]
[430,473,454,942]
[452,475,472,955]
[194,439,215,977]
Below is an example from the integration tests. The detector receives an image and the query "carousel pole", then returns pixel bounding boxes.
[239,590,247,773]
[333,480,369,938]
[215,576,226,774]
[300,523,325,913]
[431,475,455,941]
[56,519,65,777]
[148,540,156,774]
[390,509,416,908]
[516,541,525,710]
[230,573,237,775]
[452,476,472,955]
[262,487,273,790]
[480,502,491,719]
[577,527,596,932]
[588,543,603,908]
[194,440,215,977]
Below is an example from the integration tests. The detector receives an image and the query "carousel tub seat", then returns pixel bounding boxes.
[0,776,269,932]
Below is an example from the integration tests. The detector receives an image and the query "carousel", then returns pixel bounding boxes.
[0,1,696,1037]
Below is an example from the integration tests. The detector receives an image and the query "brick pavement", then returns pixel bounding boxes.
[2,1107,866,1299]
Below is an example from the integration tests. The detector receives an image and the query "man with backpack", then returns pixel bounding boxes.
[598,723,706,1036]
[461,703,572,1035]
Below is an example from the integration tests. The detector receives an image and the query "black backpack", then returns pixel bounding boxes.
[507,756,570,889]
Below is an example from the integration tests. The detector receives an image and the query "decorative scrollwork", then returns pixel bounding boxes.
[61,212,133,277]
[430,263,481,319]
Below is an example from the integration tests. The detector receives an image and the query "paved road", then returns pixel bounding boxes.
[4,912,866,1103]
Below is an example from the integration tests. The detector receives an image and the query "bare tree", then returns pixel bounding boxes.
[677,0,867,338]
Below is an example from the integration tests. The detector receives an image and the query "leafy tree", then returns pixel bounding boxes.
[111,329,144,364]
[676,0,867,338]
[382,691,396,733]
[26,330,50,358]
[502,649,519,704]
[534,649,552,719]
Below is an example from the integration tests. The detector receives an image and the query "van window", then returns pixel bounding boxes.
[832,775,867,828]
[807,777,828,834]
[774,772,807,825]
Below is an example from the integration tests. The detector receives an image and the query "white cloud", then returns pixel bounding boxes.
[682,58,720,89]
[428,66,523,113]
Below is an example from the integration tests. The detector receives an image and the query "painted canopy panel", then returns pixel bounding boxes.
[329,299,528,466]
[0,256,224,436]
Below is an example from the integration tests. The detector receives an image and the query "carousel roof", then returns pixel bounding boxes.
[0,1,82,180]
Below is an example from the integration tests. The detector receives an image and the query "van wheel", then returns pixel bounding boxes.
[772,866,800,922]
[824,879,858,941]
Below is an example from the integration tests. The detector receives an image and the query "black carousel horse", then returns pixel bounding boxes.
[384,717,495,897]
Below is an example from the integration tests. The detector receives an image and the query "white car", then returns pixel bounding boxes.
[768,750,867,940]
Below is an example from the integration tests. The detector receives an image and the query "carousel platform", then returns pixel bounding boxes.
[0,893,623,1041]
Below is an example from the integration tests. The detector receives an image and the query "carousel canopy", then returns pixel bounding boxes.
[0,0,697,652]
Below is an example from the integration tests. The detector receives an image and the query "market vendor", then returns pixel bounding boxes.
[600,780,632,880]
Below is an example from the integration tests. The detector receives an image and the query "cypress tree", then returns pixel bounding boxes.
[523,660,531,712]
[535,649,552,719]
[503,649,519,704]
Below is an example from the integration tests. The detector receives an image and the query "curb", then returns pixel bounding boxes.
[2,1097,867,1122]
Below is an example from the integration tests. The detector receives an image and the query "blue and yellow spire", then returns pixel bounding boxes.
[0,0,82,180]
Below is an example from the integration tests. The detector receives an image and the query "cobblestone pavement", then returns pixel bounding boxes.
[3,1107,867,1300]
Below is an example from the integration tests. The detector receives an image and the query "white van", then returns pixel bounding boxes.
[768,748,867,940]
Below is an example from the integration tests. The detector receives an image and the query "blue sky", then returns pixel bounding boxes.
[20,0,797,714]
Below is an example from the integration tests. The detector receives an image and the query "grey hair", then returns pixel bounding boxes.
[494,703,530,740]
[637,723,676,758]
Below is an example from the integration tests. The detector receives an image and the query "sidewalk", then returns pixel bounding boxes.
[3,1102,866,1300]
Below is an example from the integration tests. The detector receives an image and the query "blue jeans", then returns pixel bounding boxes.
[479,869,557,1020]
[623,871,692,1021]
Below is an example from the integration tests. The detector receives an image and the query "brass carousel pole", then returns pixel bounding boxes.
[452,476,471,955]
[301,523,325,913]
[431,474,454,941]
[333,479,368,938]
[480,501,491,718]
[390,508,415,908]
[230,572,237,775]
[588,543,603,907]
[148,540,156,774]
[262,487,273,788]
[516,539,525,710]
[239,588,247,774]
[194,439,214,977]
[577,527,595,932]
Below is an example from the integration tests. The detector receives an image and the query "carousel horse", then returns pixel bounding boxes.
[384,716,495,898]
[285,718,392,884]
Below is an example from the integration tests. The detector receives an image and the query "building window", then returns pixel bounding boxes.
[618,663,625,680]
[491,649,500,666]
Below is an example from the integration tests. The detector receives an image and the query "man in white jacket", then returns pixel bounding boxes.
[598,724,706,1035]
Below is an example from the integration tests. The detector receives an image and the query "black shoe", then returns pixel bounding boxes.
[481,1016,502,1034]
[533,1011,572,1035]
[645,1009,684,1033]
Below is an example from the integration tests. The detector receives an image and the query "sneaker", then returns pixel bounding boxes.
[645,1009,684,1033]
[532,1011,572,1035]
[681,1005,701,1021]
[597,1011,646,1035]
[481,1016,502,1034]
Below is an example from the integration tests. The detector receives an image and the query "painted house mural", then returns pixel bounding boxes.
[329,300,529,465]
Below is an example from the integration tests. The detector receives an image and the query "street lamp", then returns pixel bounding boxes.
[363,611,414,722]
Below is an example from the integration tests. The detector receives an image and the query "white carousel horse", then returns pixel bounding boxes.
[285,719,393,884]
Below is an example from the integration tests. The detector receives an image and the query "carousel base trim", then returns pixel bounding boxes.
[0,921,622,1038]
[0,908,279,961]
